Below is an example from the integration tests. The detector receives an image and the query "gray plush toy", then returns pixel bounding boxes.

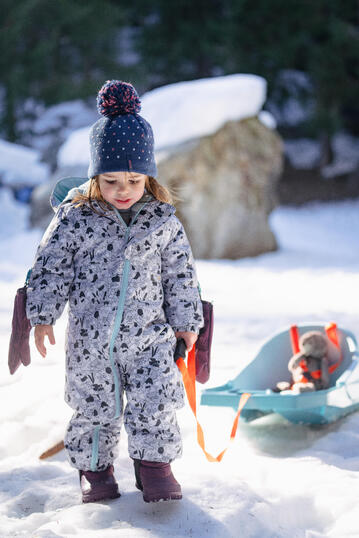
[276,331,330,394]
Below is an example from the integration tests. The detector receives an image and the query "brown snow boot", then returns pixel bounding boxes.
[133,459,182,503]
[79,465,121,503]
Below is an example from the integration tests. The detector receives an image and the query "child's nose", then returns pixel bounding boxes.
[116,182,128,193]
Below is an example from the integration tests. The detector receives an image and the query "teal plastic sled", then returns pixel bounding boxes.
[200,324,359,424]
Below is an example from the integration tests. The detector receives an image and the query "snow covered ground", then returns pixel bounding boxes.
[1,197,359,538]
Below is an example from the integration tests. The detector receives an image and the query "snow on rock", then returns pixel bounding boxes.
[0,139,49,186]
[140,74,267,150]
[258,110,277,130]
[58,74,269,168]
[57,125,91,168]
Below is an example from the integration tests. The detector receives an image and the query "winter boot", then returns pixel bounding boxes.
[79,465,121,503]
[133,459,182,503]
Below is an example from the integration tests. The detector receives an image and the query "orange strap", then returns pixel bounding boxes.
[290,325,301,354]
[325,322,342,373]
[298,362,322,379]
[176,344,250,462]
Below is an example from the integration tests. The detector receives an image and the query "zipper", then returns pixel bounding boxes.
[107,203,148,418]
[108,256,130,417]
[90,425,101,471]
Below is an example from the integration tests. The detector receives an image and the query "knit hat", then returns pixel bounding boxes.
[87,80,157,179]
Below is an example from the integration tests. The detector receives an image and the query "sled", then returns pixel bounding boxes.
[200,323,359,425]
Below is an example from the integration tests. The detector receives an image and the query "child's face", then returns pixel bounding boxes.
[98,171,147,210]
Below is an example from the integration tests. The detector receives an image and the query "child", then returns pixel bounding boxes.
[26,80,204,504]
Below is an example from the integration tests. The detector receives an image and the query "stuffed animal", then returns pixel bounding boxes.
[276,331,330,394]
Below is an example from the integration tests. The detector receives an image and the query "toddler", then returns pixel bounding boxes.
[26,80,203,503]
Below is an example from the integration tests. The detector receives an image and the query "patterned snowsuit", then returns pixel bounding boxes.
[26,198,203,471]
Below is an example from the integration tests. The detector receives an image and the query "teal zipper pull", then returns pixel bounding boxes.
[25,269,32,287]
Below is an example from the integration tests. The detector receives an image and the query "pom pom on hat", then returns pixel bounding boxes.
[88,79,157,179]
[96,80,141,117]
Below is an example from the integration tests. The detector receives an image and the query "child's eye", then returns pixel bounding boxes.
[129,180,139,184]
[105,180,116,184]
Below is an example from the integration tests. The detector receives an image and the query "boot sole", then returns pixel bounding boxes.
[143,493,182,503]
[82,486,121,503]
[135,482,182,503]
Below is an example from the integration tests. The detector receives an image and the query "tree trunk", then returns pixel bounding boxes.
[318,132,334,169]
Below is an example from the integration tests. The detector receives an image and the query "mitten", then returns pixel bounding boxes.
[8,286,32,375]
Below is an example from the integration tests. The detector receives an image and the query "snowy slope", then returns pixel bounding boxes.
[1,199,359,538]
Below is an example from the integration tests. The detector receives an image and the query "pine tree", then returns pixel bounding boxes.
[127,0,228,87]
[0,0,126,141]
[131,0,359,165]
[223,0,359,165]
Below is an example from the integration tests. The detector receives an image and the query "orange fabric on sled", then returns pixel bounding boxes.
[290,325,301,354]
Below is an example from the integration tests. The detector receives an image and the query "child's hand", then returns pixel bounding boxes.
[175,331,198,352]
[34,325,56,358]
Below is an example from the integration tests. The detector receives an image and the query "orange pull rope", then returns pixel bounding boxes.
[176,345,250,462]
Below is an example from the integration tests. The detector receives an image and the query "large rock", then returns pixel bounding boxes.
[158,116,283,259]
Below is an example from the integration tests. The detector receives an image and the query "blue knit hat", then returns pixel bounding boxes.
[87,80,157,179]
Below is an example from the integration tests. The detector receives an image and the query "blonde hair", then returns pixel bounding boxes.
[72,174,173,210]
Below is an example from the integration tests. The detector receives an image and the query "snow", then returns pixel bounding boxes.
[265,69,314,128]
[1,196,359,537]
[140,74,267,150]
[284,133,359,174]
[321,133,359,179]
[0,139,49,186]
[32,101,98,135]
[58,74,270,168]
[17,99,99,156]
[57,125,91,168]
[284,139,321,170]
[0,189,30,241]
[258,110,277,130]
[1,71,358,537]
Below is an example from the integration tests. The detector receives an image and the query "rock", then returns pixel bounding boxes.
[158,116,283,259]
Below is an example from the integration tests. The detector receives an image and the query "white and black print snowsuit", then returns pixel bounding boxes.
[26,198,203,471]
